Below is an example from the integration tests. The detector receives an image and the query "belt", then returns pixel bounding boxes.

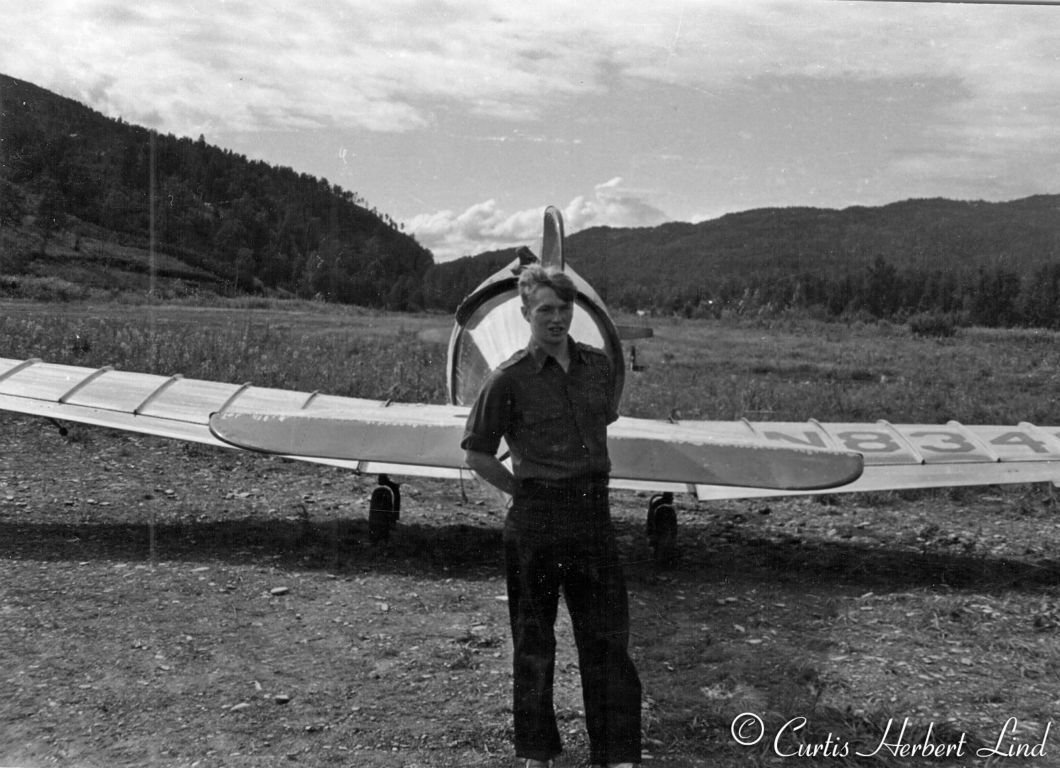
[517,475,609,493]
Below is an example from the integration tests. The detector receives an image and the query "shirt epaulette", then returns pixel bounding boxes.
[498,348,529,370]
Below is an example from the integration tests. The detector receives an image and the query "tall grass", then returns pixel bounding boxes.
[0,304,448,403]
[622,315,1060,425]
[4,301,1060,425]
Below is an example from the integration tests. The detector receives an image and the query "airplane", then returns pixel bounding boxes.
[4,206,1060,562]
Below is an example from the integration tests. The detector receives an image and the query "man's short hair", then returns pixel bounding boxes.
[518,264,577,305]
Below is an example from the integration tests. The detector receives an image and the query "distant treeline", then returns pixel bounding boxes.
[422,251,1060,330]
[1,73,433,308]
[423,196,1060,330]
[598,257,1060,329]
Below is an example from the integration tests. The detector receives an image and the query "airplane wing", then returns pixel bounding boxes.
[6,354,1060,499]
[0,356,860,492]
[0,356,462,479]
[612,416,1060,500]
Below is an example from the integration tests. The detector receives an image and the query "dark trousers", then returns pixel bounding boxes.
[504,480,642,764]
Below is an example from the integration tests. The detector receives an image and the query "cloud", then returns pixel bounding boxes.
[0,0,611,136]
[405,200,539,261]
[409,178,668,262]
[564,178,668,232]
[7,0,1056,145]
[3,0,1059,224]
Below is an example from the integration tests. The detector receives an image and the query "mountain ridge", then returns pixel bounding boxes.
[4,72,1060,327]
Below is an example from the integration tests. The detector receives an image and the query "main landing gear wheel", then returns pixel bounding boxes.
[368,474,401,543]
[646,492,677,564]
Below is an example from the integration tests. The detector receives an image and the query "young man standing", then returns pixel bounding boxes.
[461,264,641,768]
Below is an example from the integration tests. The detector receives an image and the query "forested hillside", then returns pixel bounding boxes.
[4,72,1060,328]
[0,73,433,307]
[425,196,1060,328]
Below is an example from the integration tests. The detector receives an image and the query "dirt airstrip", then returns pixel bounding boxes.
[2,414,1059,767]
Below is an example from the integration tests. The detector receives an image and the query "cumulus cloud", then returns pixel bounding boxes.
[564,178,668,232]
[409,178,668,262]
[406,200,541,261]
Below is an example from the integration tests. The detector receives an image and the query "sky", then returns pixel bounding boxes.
[2,0,1059,262]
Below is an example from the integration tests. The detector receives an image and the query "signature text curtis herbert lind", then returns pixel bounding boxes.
[731,714,1051,760]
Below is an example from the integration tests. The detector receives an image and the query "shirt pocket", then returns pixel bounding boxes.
[570,382,610,424]
[520,400,571,452]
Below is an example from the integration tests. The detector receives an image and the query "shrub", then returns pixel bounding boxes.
[908,312,957,338]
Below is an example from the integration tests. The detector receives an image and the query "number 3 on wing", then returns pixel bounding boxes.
[909,431,976,454]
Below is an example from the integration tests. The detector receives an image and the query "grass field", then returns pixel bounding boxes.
[6,299,1060,423]
[2,298,1059,767]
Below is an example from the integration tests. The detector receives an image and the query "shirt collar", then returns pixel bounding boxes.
[526,336,582,372]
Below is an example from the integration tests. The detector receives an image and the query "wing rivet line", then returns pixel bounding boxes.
[946,420,1001,462]
[133,374,185,415]
[215,383,252,415]
[1018,421,1060,456]
[876,419,925,464]
[58,366,114,404]
[808,419,839,449]
[0,358,42,384]
[739,418,762,438]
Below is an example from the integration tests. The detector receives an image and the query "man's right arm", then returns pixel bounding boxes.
[461,366,516,497]
[464,449,516,497]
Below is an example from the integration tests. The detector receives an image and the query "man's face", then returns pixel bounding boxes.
[522,286,574,347]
